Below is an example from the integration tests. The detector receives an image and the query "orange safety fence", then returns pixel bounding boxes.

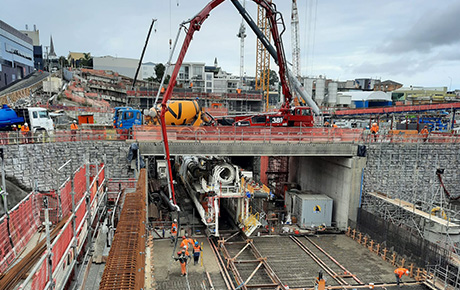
[37,192,60,225]
[51,223,73,271]
[9,193,41,252]
[0,217,14,274]
[60,181,73,218]
[75,199,87,232]
[98,167,105,188]
[31,258,48,290]
[74,166,87,203]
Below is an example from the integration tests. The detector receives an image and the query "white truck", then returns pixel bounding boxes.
[16,107,54,138]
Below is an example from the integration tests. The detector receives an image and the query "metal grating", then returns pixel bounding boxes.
[99,169,146,290]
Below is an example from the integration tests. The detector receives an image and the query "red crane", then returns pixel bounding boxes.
[160,0,307,204]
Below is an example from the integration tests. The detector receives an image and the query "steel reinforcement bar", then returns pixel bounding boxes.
[290,235,349,286]
[99,169,146,290]
[219,236,285,290]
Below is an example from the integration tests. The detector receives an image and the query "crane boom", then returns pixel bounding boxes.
[160,0,319,205]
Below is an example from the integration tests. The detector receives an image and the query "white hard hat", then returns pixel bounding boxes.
[24,123,28,126]
[373,123,377,126]
[73,120,77,123]
[174,219,177,222]
[405,270,409,274]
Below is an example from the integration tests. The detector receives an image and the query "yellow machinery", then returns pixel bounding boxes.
[145,100,213,127]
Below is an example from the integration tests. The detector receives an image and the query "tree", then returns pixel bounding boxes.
[79,53,93,68]
[154,63,166,82]
[59,56,69,68]
[269,69,279,87]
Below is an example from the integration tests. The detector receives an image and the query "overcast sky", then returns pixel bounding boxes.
[2,0,460,90]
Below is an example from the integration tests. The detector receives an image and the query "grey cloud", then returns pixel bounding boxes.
[380,2,460,54]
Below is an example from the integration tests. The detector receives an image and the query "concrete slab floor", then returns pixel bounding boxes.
[151,234,429,290]
[152,238,225,290]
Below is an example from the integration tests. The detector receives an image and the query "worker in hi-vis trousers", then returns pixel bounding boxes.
[394,267,409,286]
[175,246,189,276]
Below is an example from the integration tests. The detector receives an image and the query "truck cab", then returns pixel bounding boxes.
[16,107,54,135]
[115,108,142,130]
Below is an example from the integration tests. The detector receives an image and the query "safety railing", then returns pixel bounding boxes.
[0,127,460,145]
[0,162,106,290]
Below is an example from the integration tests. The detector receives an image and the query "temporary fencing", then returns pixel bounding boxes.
[60,180,72,218]
[8,192,41,252]
[0,126,459,145]
[31,258,48,290]
[0,162,106,290]
[0,217,13,274]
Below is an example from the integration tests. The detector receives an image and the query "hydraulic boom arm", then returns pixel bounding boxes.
[160,0,317,205]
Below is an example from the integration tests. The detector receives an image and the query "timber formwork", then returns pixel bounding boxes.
[99,169,146,290]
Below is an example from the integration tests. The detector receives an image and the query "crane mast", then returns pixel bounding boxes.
[291,0,301,78]
[237,0,247,86]
[255,1,271,110]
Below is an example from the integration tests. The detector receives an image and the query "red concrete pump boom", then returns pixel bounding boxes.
[160,0,294,205]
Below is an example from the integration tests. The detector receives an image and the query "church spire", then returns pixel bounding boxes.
[48,35,57,58]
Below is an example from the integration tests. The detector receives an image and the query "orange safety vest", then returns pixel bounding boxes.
[21,126,30,133]
[420,128,429,137]
[370,125,379,133]
[394,268,408,278]
[171,222,177,234]
[193,244,201,253]
[71,123,79,130]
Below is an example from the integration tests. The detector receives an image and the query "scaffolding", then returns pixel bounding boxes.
[361,142,460,286]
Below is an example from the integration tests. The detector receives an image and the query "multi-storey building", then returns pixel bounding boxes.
[0,20,34,90]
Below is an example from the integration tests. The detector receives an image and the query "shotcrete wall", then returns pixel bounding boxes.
[1,141,133,192]
[289,156,367,229]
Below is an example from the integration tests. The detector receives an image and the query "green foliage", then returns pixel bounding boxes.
[269,70,279,86]
[79,53,93,68]
[154,63,166,82]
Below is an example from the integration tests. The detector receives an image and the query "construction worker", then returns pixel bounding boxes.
[70,120,79,141]
[174,247,189,276]
[332,122,338,128]
[370,122,379,142]
[192,240,201,265]
[420,125,429,142]
[21,123,30,144]
[171,219,178,245]
[180,235,193,251]
[394,267,409,286]
[324,121,330,127]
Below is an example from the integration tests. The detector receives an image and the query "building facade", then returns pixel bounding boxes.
[93,55,154,81]
[0,20,34,89]
[20,26,44,71]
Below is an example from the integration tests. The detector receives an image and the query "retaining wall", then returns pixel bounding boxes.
[1,141,132,192]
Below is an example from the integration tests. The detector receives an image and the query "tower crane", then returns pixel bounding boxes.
[291,0,301,78]
[236,0,247,87]
[255,0,271,110]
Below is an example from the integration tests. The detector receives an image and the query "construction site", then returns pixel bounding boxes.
[1,0,460,290]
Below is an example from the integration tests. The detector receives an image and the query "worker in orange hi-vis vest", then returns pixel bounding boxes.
[174,247,189,277]
[394,267,409,286]
[370,122,379,141]
[21,123,31,143]
[171,219,178,245]
[70,120,79,141]
[192,240,201,265]
[420,125,429,142]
